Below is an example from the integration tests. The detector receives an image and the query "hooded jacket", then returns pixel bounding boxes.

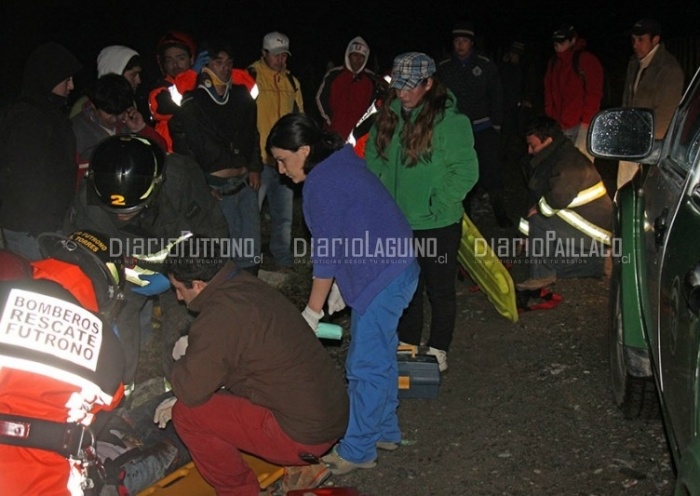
[96,45,139,77]
[70,45,141,119]
[0,42,82,235]
[315,36,379,139]
[544,38,604,129]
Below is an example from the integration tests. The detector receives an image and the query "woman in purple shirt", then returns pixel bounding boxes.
[267,113,419,476]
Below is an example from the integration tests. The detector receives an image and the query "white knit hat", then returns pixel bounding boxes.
[96,45,139,77]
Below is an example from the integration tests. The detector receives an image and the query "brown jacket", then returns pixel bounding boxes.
[170,262,348,445]
[622,44,684,139]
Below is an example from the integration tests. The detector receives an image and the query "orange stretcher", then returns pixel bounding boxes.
[137,453,285,495]
[457,213,518,322]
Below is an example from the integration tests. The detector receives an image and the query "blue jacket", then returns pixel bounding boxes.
[302,145,415,314]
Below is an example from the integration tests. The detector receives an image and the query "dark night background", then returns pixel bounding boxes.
[1,0,699,110]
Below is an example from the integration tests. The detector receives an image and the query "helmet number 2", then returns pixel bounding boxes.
[110,195,126,206]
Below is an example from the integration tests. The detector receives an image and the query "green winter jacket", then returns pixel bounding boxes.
[365,95,478,230]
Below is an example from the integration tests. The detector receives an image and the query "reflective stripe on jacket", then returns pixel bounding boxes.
[519,181,612,245]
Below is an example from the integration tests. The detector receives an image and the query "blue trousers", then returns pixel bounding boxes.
[258,166,294,267]
[337,261,419,464]
[219,186,261,269]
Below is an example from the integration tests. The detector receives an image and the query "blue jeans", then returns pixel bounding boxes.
[1,228,45,260]
[258,166,294,267]
[216,184,261,269]
[336,261,419,464]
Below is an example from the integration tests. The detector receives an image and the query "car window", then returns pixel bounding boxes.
[668,82,700,175]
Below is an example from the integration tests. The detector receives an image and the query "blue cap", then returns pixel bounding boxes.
[389,52,436,90]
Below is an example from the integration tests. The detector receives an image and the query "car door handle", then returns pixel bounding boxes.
[692,185,700,207]
[654,208,668,249]
[683,263,700,315]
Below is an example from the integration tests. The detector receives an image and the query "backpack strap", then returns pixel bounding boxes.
[286,72,300,113]
[286,72,298,93]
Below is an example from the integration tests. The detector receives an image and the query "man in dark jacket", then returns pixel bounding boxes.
[169,40,262,273]
[437,22,511,227]
[65,134,229,388]
[0,42,82,259]
[155,236,348,495]
[517,116,612,291]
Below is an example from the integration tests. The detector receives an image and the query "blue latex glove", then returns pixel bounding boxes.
[131,273,171,296]
[192,50,210,73]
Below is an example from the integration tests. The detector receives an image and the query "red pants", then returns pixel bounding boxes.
[173,392,335,496]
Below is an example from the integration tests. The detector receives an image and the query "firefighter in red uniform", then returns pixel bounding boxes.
[0,230,126,496]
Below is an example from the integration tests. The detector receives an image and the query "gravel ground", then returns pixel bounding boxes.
[316,160,676,496]
[323,274,674,495]
[133,158,677,495]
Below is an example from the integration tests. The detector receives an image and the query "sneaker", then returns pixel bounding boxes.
[322,448,377,475]
[515,275,557,291]
[281,463,331,492]
[426,347,448,372]
[376,441,400,451]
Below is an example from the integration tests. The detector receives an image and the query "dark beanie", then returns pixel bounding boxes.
[22,42,82,95]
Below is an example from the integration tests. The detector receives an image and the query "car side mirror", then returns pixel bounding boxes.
[587,108,655,161]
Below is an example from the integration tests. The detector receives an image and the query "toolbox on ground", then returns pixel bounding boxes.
[397,345,441,399]
[137,453,284,496]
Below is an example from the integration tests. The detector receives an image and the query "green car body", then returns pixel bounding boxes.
[590,67,700,494]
